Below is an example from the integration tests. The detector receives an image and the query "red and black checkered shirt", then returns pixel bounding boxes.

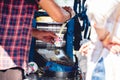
[0,0,38,71]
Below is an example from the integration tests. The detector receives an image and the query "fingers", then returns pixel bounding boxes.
[80,46,89,56]
[109,44,120,54]
[42,36,55,44]
[62,6,75,18]
[102,35,120,54]
[38,30,58,44]
[47,32,58,44]
[79,41,92,56]
[48,31,58,39]
[110,36,120,45]
[43,31,58,38]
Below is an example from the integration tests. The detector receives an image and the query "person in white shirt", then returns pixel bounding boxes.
[79,0,120,80]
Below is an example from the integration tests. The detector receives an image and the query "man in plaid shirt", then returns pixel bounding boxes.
[0,0,74,79]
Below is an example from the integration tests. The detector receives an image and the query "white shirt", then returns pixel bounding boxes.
[85,0,120,80]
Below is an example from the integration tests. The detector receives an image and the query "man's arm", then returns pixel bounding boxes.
[37,0,74,23]
[32,0,75,43]
[32,28,57,44]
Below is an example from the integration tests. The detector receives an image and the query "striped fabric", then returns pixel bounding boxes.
[0,0,37,71]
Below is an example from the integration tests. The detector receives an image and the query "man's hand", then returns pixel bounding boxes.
[102,34,120,54]
[79,41,92,56]
[62,6,75,18]
[32,29,58,44]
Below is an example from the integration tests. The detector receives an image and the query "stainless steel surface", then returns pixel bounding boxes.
[26,73,82,80]
[35,21,74,65]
